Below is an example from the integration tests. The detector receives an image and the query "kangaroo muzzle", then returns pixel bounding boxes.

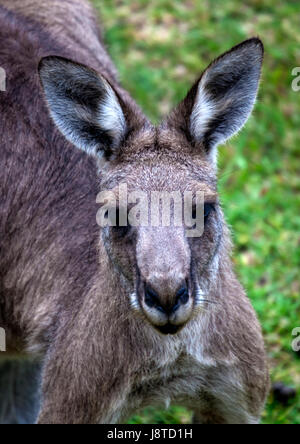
[136,227,194,334]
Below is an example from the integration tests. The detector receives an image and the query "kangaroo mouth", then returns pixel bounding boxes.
[155,323,182,335]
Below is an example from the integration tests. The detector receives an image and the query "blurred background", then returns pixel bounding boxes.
[93,0,300,424]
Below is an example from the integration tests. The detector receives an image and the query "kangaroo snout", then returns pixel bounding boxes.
[136,228,193,334]
[144,283,189,315]
[141,279,194,335]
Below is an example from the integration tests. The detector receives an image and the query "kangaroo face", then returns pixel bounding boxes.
[96,138,221,334]
[39,38,263,334]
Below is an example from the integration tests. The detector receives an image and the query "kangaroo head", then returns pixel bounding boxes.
[39,38,263,335]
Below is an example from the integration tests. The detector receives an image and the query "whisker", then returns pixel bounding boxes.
[196,298,219,305]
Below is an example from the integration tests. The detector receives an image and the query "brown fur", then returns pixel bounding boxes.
[0,0,269,424]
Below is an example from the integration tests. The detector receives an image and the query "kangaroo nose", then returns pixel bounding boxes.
[144,283,189,315]
[141,280,194,334]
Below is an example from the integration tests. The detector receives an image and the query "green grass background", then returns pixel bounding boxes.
[92,0,300,424]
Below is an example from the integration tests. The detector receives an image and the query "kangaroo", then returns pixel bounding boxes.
[0,0,269,424]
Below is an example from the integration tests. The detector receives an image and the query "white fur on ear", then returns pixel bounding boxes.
[191,72,216,140]
[190,38,264,165]
[39,56,127,159]
[190,71,219,164]
[97,80,126,147]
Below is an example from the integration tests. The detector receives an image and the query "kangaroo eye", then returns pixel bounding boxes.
[112,209,131,238]
[204,203,215,220]
[192,203,215,222]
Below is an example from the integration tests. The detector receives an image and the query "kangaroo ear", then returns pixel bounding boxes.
[167,38,264,164]
[39,56,127,159]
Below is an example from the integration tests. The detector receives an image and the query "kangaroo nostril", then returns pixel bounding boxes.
[176,285,189,305]
[144,286,164,312]
[171,286,189,314]
[176,286,189,305]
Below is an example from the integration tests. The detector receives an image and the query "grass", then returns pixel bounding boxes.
[92,0,300,424]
